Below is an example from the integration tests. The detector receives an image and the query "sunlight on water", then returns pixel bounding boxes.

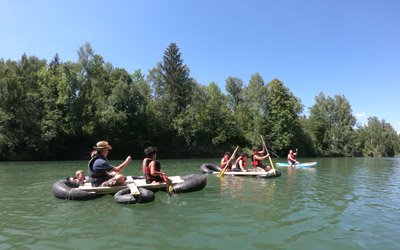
[0,158,399,249]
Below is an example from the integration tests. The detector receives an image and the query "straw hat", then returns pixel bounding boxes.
[94,141,112,150]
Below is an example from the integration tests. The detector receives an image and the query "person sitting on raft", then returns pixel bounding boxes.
[232,153,249,172]
[72,169,86,185]
[66,169,86,185]
[142,146,172,186]
[88,140,132,187]
[287,149,299,166]
[251,146,272,172]
[221,151,235,172]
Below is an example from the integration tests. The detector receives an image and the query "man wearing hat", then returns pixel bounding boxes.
[88,140,132,187]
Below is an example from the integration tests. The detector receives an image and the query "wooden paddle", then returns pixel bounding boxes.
[260,135,276,175]
[218,146,239,177]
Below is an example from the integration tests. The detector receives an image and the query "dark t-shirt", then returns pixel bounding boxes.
[92,157,113,178]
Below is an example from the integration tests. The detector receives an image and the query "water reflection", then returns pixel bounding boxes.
[218,174,279,205]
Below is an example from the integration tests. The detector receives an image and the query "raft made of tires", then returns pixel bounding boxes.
[172,174,207,193]
[52,179,99,200]
[114,174,206,204]
[257,169,282,178]
[200,163,282,178]
[53,174,207,202]
[200,163,221,173]
[132,174,208,193]
[114,187,155,204]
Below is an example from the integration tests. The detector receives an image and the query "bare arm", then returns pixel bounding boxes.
[113,156,132,173]
[221,157,226,166]
[150,161,165,176]
[239,160,248,171]
[253,154,270,161]
[221,157,233,166]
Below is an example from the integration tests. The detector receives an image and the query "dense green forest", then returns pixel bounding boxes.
[1,43,399,160]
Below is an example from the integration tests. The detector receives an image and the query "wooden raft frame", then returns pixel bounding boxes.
[78,176,184,195]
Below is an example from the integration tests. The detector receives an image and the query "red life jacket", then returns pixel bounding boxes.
[287,152,296,161]
[221,156,232,170]
[235,156,247,171]
[235,156,247,168]
[142,158,162,182]
[251,153,262,167]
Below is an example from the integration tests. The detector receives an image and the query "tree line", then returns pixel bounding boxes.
[1,42,399,160]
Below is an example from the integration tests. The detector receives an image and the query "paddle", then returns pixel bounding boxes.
[159,173,173,195]
[218,146,239,177]
[165,177,173,195]
[260,135,276,175]
[268,148,280,158]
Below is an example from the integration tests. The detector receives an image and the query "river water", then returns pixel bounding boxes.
[0,157,399,250]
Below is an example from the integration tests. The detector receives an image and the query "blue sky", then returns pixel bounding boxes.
[1,0,399,132]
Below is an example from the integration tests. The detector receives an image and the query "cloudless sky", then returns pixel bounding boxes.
[1,0,399,132]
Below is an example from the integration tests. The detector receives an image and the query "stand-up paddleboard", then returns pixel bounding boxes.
[276,162,317,169]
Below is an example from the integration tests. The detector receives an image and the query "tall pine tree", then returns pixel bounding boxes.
[149,43,195,154]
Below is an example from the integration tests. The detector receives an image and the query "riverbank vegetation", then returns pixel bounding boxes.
[1,43,399,160]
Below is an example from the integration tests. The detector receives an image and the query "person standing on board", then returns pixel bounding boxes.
[221,151,235,172]
[287,149,299,166]
[251,146,272,172]
[142,146,172,187]
[88,141,132,187]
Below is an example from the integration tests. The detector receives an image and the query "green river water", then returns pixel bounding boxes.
[0,157,399,250]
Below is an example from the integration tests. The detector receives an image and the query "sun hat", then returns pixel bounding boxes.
[94,141,112,150]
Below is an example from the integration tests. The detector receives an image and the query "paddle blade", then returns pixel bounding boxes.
[164,177,174,195]
[218,171,225,177]
[166,184,173,195]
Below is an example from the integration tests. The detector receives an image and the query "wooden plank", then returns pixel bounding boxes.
[169,176,184,184]
[133,179,165,188]
[127,183,140,196]
[78,175,184,194]
[125,176,135,183]
[133,176,184,189]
